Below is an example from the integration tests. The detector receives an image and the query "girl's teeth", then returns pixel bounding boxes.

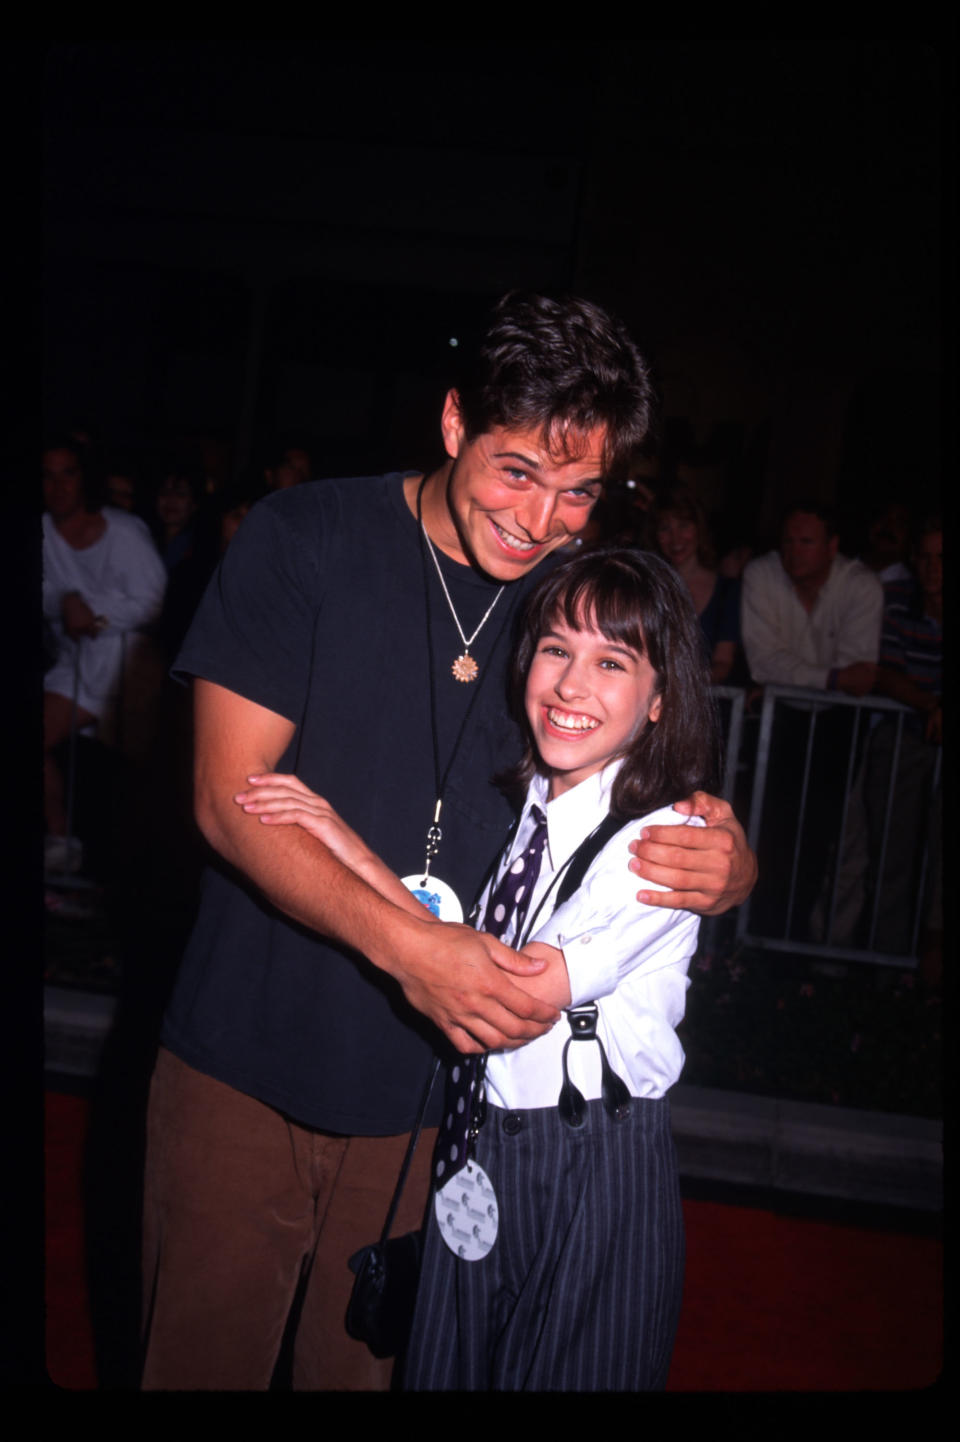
[547,709,597,731]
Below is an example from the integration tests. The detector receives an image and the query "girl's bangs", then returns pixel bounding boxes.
[546,570,650,658]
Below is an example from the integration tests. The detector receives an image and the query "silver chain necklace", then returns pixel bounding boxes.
[420,524,506,682]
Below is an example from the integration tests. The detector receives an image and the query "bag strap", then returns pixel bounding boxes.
[378,1056,442,1246]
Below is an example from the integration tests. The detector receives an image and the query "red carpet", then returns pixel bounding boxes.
[669,1197,941,1390]
[45,1093,97,1390]
[44,1090,942,1391]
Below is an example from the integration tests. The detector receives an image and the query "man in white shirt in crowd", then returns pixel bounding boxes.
[740,502,882,941]
[741,501,883,696]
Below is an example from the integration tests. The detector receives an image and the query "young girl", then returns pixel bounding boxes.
[236,548,717,1391]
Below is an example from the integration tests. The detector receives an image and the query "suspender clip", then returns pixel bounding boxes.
[566,1003,599,1038]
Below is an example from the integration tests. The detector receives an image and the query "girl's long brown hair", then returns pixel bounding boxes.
[502,548,719,819]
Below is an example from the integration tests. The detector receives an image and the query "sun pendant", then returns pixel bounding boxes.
[452,653,479,683]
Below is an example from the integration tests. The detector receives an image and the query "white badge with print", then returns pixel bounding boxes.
[402,875,463,923]
[434,1161,499,1261]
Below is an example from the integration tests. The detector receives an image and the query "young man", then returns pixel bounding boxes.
[141,292,756,1391]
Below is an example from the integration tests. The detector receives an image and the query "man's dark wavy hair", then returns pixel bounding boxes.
[454,292,655,482]
[504,548,718,819]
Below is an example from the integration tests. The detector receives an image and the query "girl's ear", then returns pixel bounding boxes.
[648,691,663,724]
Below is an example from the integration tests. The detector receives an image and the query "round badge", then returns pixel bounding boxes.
[402,874,464,923]
[434,1162,499,1261]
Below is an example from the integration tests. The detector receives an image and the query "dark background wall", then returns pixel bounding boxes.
[42,39,942,553]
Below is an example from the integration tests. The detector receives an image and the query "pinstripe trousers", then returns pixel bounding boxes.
[401,1095,685,1392]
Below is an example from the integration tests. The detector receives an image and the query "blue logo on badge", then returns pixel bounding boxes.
[412,887,442,918]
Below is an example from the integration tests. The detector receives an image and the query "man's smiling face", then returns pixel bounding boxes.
[438,392,607,582]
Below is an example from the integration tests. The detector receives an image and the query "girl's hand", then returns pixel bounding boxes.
[508,941,571,1009]
[233,773,443,921]
[234,773,374,876]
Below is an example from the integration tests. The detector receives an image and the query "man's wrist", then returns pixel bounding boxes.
[362,902,432,980]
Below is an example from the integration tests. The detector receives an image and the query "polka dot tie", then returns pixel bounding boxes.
[483,805,549,944]
[432,807,549,1188]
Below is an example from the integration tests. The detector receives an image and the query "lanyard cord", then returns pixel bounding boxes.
[415,474,520,878]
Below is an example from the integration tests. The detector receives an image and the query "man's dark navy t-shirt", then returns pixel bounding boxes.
[162,474,542,1134]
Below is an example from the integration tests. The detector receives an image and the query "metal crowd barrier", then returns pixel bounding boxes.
[720,684,941,968]
[710,684,746,804]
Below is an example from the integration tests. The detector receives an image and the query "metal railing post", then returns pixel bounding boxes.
[866,711,904,954]
[821,701,863,944]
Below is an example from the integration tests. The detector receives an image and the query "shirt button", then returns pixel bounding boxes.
[580,935,592,945]
[503,1112,523,1135]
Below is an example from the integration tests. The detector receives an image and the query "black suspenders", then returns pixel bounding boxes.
[525,809,636,1129]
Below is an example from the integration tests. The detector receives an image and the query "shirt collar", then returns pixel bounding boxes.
[523,760,624,872]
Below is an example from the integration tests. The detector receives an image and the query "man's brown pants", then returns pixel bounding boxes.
[140,1047,435,1390]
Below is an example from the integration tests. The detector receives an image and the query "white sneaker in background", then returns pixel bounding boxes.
[44,835,84,875]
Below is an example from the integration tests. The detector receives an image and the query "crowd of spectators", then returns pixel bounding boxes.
[562,479,942,981]
[42,429,312,881]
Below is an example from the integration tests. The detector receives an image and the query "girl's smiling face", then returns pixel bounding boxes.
[525,614,662,799]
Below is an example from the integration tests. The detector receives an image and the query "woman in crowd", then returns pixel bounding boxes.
[653,485,741,684]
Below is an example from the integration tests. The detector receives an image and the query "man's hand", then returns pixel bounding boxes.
[383,922,560,1055]
[61,591,99,640]
[628,791,757,916]
[835,661,877,697]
